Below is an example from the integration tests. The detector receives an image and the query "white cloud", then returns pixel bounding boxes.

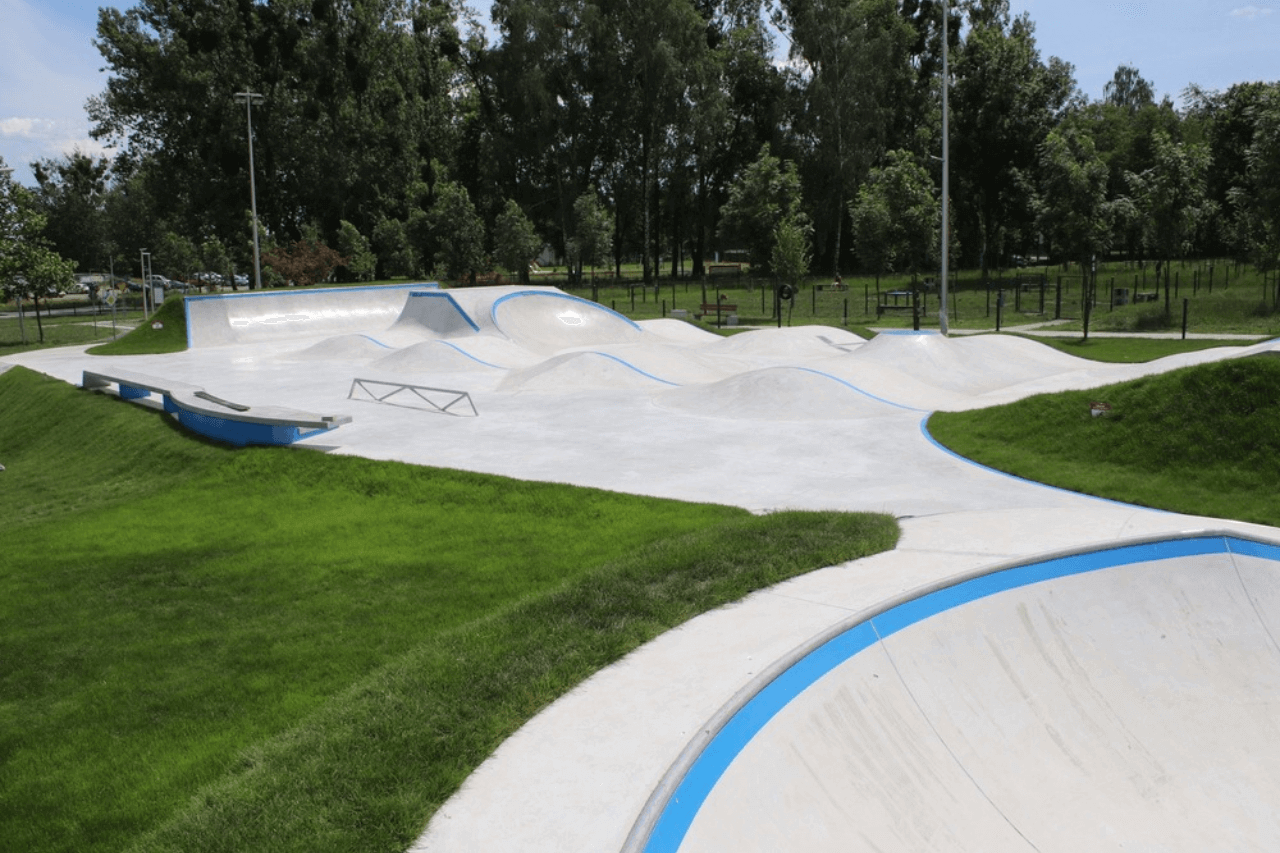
[1230,5,1274,18]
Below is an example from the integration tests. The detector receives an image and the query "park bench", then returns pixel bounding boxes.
[82,368,351,447]
[707,264,743,276]
[1133,291,1159,303]
[695,302,738,319]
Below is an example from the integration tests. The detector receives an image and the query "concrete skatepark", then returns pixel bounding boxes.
[6,283,1280,851]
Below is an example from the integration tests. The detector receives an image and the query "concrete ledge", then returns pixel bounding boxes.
[82,368,351,446]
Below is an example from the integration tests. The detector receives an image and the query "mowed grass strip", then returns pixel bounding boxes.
[1021,334,1255,363]
[928,354,1280,526]
[0,367,898,853]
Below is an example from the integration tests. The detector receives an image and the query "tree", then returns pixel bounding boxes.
[776,0,915,274]
[771,216,812,290]
[90,0,465,253]
[428,181,485,283]
[850,149,939,282]
[31,151,111,272]
[336,220,377,282]
[951,8,1075,275]
[1127,129,1211,315]
[719,144,807,274]
[263,240,345,288]
[1103,64,1155,113]
[1036,127,1126,338]
[1227,86,1280,290]
[0,165,76,343]
[153,231,200,285]
[493,199,542,283]
[569,188,612,299]
[372,217,416,279]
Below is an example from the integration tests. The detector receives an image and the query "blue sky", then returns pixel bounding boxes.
[2,0,1275,186]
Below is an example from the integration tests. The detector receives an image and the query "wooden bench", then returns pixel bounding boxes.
[695,302,738,319]
[708,264,743,276]
[1133,291,1159,303]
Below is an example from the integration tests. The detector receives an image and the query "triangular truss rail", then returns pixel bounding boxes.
[348,378,478,417]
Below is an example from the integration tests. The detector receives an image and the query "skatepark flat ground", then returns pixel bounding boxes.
[6,283,1280,852]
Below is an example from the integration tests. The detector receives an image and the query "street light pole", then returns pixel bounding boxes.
[939,0,950,336]
[140,248,149,314]
[235,92,265,290]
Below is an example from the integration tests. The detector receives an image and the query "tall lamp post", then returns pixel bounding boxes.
[235,92,265,290]
[939,0,950,336]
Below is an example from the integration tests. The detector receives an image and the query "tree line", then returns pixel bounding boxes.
[3,0,1279,298]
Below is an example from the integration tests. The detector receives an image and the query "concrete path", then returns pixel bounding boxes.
[5,284,1279,852]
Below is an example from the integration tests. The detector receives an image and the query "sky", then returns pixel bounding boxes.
[1,0,1276,187]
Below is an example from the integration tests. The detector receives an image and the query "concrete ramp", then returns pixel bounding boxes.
[653,367,910,421]
[184,283,434,347]
[639,535,1280,853]
[387,290,485,338]
[491,291,645,354]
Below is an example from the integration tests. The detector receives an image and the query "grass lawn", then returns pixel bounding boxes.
[1019,335,1255,363]
[0,366,898,853]
[928,354,1280,527]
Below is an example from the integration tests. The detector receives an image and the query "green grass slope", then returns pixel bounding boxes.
[929,354,1280,526]
[88,294,189,355]
[0,367,898,853]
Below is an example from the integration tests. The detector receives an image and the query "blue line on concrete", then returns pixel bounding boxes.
[789,366,928,412]
[918,414,1165,512]
[435,340,506,369]
[575,351,681,386]
[642,535,1277,852]
[409,290,481,333]
[490,290,643,331]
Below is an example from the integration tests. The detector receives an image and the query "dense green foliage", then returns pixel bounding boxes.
[4,1,1279,297]
[929,355,1280,525]
[0,366,898,852]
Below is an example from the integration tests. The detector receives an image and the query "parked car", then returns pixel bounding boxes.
[233,273,249,287]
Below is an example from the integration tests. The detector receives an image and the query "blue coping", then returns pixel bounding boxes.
[162,396,332,447]
[434,340,508,370]
[408,290,481,333]
[183,282,439,348]
[640,534,1280,852]
[918,415,1163,512]
[118,384,152,400]
[576,352,682,386]
[790,366,927,412]
[490,290,644,332]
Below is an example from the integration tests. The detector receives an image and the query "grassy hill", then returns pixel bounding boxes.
[0,366,898,853]
[929,354,1280,526]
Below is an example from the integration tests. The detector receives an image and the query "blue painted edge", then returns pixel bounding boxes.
[183,282,439,348]
[118,384,152,400]
[574,351,682,386]
[408,290,482,333]
[357,334,394,349]
[878,329,940,336]
[490,289,644,332]
[166,397,333,447]
[434,340,507,369]
[790,366,927,412]
[641,535,1280,852]
[918,414,1165,512]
